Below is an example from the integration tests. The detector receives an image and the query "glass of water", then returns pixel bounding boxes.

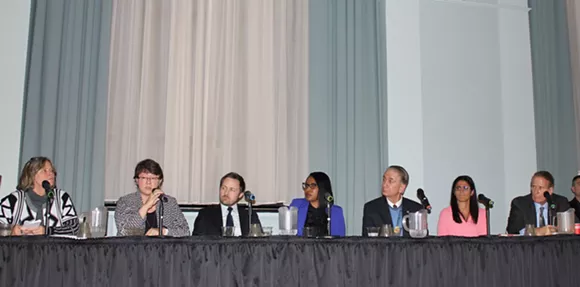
[524,224,535,236]
[221,226,235,237]
[366,227,380,237]
[262,226,273,236]
[0,222,12,237]
[89,207,108,238]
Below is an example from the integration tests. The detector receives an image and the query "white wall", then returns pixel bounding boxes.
[387,0,536,234]
[0,1,31,198]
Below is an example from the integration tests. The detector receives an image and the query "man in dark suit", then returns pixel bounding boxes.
[362,165,424,237]
[506,171,570,235]
[569,175,580,221]
[192,172,260,236]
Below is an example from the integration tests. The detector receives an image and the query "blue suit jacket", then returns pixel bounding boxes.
[289,198,346,236]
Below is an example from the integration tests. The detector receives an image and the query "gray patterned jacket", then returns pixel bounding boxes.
[115,191,190,237]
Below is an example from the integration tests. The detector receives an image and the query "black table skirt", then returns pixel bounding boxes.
[1,235,579,287]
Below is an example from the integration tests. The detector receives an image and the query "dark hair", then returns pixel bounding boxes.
[387,165,409,186]
[450,175,479,224]
[220,172,246,194]
[532,171,554,188]
[572,175,580,186]
[308,171,333,206]
[133,159,164,186]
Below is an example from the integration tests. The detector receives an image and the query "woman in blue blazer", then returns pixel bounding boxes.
[289,172,346,236]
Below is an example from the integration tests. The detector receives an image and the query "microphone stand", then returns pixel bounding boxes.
[248,200,253,235]
[548,205,555,226]
[326,201,333,237]
[44,186,54,236]
[45,196,52,236]
[485,206,491,237]
[158,199,165,238]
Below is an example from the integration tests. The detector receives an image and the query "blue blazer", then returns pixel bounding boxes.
[289,198,346,236]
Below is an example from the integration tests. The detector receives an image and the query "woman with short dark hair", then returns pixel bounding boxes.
[115,159,189,236]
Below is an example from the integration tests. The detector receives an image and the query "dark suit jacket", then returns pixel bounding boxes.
[362,196,424,237]
[506,193,571,234]
[192,204,261,236]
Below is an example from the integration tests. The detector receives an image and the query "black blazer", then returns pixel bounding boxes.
[506,193,571,234]
[192,204,261,236]
[362,196,424,237]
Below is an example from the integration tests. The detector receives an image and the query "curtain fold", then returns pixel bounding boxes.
[309,0,388,235]
[105,0,309,204]
[528,0,579,188]
[566,0,580,174]
[20,0,112,212]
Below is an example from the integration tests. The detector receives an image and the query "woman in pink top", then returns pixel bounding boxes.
[437,175,487,237]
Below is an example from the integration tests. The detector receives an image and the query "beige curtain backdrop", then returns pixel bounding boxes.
[105,0,309,204]
[567,0,580,173]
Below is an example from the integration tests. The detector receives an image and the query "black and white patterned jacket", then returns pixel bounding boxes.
[0,189,79,235]
[115,191,190,237]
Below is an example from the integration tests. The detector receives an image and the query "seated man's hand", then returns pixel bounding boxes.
[535,225,557,236]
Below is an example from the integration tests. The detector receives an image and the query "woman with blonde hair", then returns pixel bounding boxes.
[0,157,79,235]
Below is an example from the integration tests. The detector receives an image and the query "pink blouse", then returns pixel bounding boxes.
[437,206,487,237]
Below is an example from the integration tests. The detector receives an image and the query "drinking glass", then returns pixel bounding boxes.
[524,224,535,236]
[0,222,12,237]
[366,227,380,237]
[249,223,263,237]
[262,226,273,236]
[303,227,318,238]
[221,226,235,237]
[379,224,394,237]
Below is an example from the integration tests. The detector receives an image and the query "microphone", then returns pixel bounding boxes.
[244,190,256,202]
[416,188,432,214]
[543,191,556,210]
[42,180,54,199]
[41,180,54,236]
[478,194,494,209]
[324,192,334,204]
[152,188,168,202]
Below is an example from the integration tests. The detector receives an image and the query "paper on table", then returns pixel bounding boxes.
[22,220,41,229]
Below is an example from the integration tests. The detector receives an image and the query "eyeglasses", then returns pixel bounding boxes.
[137,176,160,182]
[454,186,471,192]
[302,182,317,190]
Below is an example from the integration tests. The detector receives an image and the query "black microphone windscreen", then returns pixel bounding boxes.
[417,188,425,198]
[324,192,334,203]
[244,190,255,201]
[42,180,51,190]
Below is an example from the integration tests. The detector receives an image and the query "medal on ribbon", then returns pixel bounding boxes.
[393,226,401,234]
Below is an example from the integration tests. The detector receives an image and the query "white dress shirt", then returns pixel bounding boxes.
[221,203,242,236]
[387,197,403,208]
